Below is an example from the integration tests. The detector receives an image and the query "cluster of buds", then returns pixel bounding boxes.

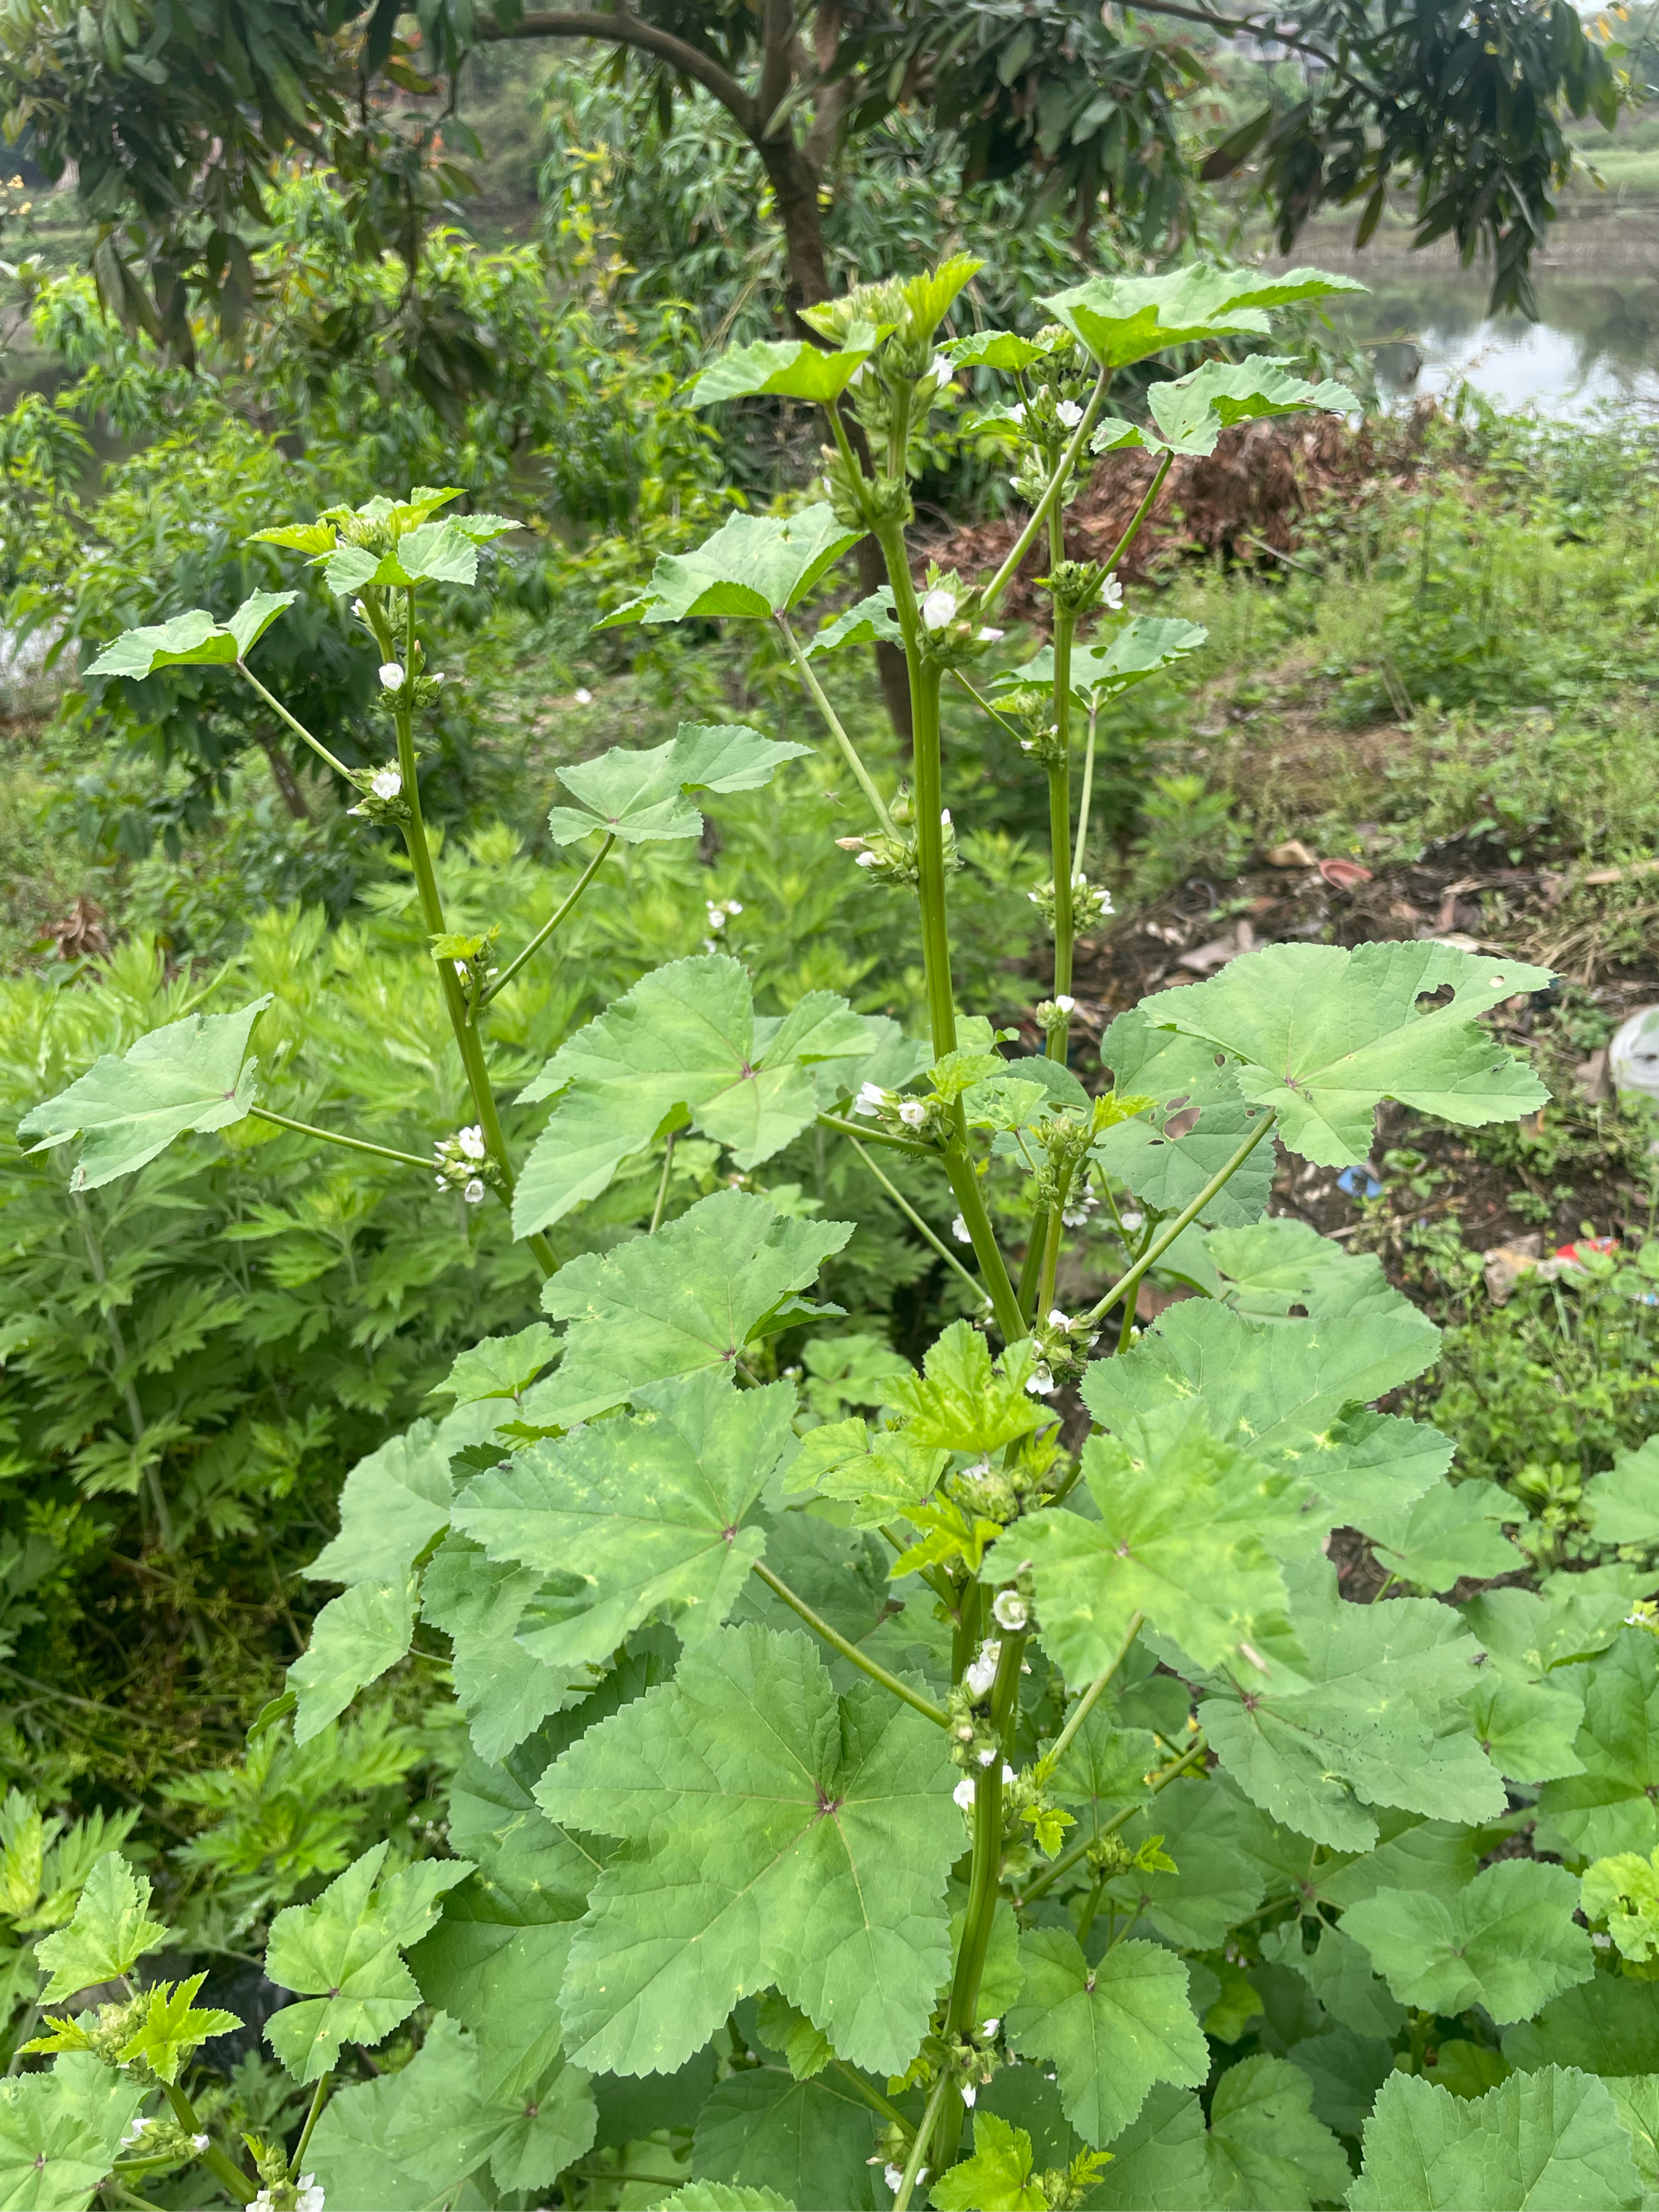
[849,1079,943,1141]
[119,2111,210,2163]
[1062,1183,1099,1232]
[246,2136,324,2212]
[702,897,743,952]
[433,1124,499,1205]
[950,1453,1044,1528]
[913,569,1005,668]
[1030,1305,1101,1388]
[1029,873,1113,932]
[1035,994,1076,1038]
[365,630,449,717]
[1045,558,1123,623]
[345,760,410,825]
[835,828,920,886]
[430,926,499,1016]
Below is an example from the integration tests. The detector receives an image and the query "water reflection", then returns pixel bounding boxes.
[1329,267,1659,418]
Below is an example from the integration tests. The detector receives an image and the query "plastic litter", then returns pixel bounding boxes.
[1610,1006,1659,1101]
[1336,1164,1384,1198]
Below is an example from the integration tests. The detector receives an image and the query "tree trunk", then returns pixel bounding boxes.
[259,733,313,820]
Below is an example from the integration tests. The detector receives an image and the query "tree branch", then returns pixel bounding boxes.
[475,9,760,135]
[1124,0,1386,105]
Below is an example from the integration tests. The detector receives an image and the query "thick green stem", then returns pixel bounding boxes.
[161,2084,253,2205]
[1046,551,1076,1051]
[482,834,615,1004]
[893,2068,955,2212]
[1082,1111,1277,1330]
[776,613,898,839]
[752,1561,950,1727]
[908,655,956,1057]
[383,591,557,1280]
[248,1107,435,1174]
[941,1145,1024,1342]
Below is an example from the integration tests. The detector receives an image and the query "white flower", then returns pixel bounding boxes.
[1120,1209,1145,1232]
[1048,1308,1069,1330]
[351,598,367,619]
[930,352,954,388]
[977,1745,996,1765]
[965,1640,1001,1699]
[1054,993,1075,1012]
[953,1776,976,1810]
[941,808,951,824]
[980,2017,1000,2039]
[251,2195,275,2212]
[898,1099,927,1127]
[961,2083,977,2107]
[1003,1762,1015,1782]
[378,661,405,690]
[853,1081,886,1120]
[574,687,593,704]
[463,1178,486,1204]
[993,1589,1029,1632]
[1102,572,1124,610]
[728,900,743,915]
[1062,1206,1088,1228]
[1025,1364,1057,1396]
[191,2134,209,2152]
[921,586,958,630]
[457,1125,486,1160]
[295,2179,325,2212]
[977,626,1005,643]
[856,849,878,868]
[707,905,726,930]
[1008,401,1027,424]
[370,765,401,800]
[951,1214,971,1243]
[120,2116,153,2146]
[1056,398,1085,429]
[885,2164,906,2193]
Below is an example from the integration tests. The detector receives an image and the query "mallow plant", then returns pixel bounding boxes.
[14,259,1659,2212]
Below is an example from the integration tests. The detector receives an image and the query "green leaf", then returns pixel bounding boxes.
[545,722,810,845]
[782,1417,945,1527]
[531,1191,853,1429]
[883,1319,1045,1455]
[265,1842,474,2081]
[1350,2066,1642,2210]
[601,505,862,626]
[801,588,903,660]
[1463,1670,1588,1786]
[420,1538,589,1763]
[1041,263,1365,368]
[1503,1980,1659,2077]
[289,1571,419,1745]
[1197,1563,1505,1850]
[1005,1930,1208,2148]
[753,1992,833,2082]
[1343,1859,1593,2023]
[688,334,882,407]
[514,955,878,1234]
[1204,1216,1418,1322]
[1098,1777,1268,1950]
[305,1407,499,1586]
[1203,2053,1352,2211]
[942,329,1053,371]
[1094,357,1357,458]
[989,1409,1303,1680]
[114,1974,239,2083]
[1141,941,1552,1167]
[1088,2085,1209,2210]
[0,2056,144,2212]
[18,995,271,1190]
[321,518,480,594]
[85,588,294,678]
[434,1323,558,1408]
[1259,1918,1405,2039]
[691,2068,882,2210]
[932,2112,1045,2211]
[1045,1707,1159,1824]
[537,1623,959,2077]
[659,2188,795,2211]
[452,1372,792,1670]
[35,1853,169,2002]
[1359,1482,1526,1592]
[1093,1011,1272,1228]
[1584,1438,1659,1545]
[1537,1628,1659,1860]
[993,616,1209,710]
[1581,1846,1659,1962]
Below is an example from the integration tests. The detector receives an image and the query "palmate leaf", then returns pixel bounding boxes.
[782,1417,944,1527]
[85,588,297,678]
[659,2187,794,2211]
[1203,2054,1352,2212]
[1005,1931,1208,2148]
[529,1191,853,1430]
[1091,357,1357,459]
[1140,940,1552,1166]
[1584,1437,1659,1545]
[289,1571,419,1744]
[992,616,1209,710]
[1350,2066,1642,2211]
[931,2112,1045,2211]
[434,1323,558,1409]
[18,994,271,1190]
[1195,1563,1505,1850]
[687,329,885,407]
[1503,1979,1659,2077]
[513,955,879,1236]
[265,1842,473,2082]
[1359,1480,1527,1592]
[35,1853,169,2002]
[305,1403,503,1586]
[801,588,904,660]
[1099,1778,1268,1950]
[883,1318,1045,1454]
[1041,263,1365,367]
[1089,2086,1209,2211]
[110,1974,239,2083]
[0,2056,145,2212]
[982,1407,1308,1681]
[1537,1626,1659,1860]
[536,1622,959,2078]
[1204,1215,1414,1322]
[421,1538,589,1762]
[691,2067,883,2210]
[545,722,810,846]
[450,1372,794,1671]
[1259,1918,1405,2039]
[1094,1010,1272,1228]
[1342,1858,1593,2022]
[599,504,862,627]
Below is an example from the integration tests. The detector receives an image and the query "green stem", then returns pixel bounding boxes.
[1081,1112,1276,1330]
[236,665,354,781]
[481,834,615,1004]
[941,1144,1025,1342]
[980,367,1112,622]
[382,589,557,1280]
[248,1107,435,1174]
[776,613,898,839]
[893,2069,955,2212]
[1039,1613,1145,1779]
[1102,449,1175,576]
[828,2058,915,2136]
[1019,1734,1209,1906]
[751,1561,950,1728]
[815,1112,932,1158]
[945,1634,1024,2038]
[1046,544,1077,1051]
[289,2071,331,2180]
[1075,702,1098,881]
[161,2084,252,2206]
[846,1136,986,1305]
[649,1128,679,1233]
